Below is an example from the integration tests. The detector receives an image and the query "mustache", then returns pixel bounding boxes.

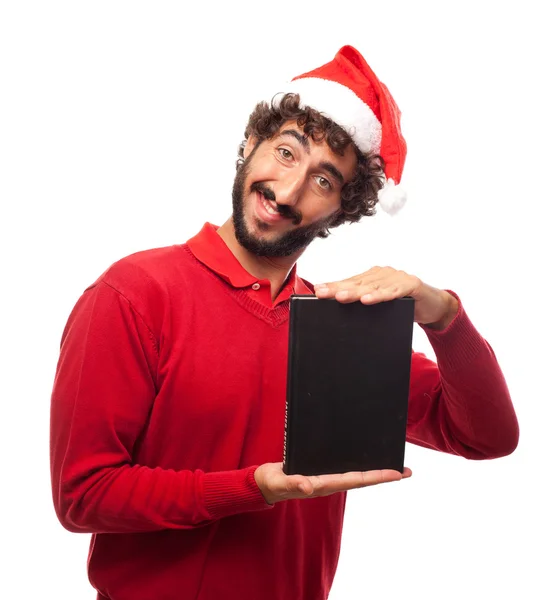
[251,182,303,226]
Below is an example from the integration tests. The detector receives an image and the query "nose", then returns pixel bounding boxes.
[273,170,305,207]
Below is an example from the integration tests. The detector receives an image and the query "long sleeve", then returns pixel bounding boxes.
[50,280,271,535]
[406,292,519,459]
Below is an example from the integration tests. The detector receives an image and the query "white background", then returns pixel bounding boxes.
[1,1,555,598]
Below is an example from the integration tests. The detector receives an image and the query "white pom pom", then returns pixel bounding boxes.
[377,178,407,215]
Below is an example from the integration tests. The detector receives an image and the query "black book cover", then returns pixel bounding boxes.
[283,295,415,476]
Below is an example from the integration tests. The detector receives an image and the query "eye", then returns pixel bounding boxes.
[315,176,332,190]
[278,147,293,160]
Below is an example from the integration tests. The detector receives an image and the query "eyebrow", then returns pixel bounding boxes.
[279,130,345,186]
[279,130,310,153]
[319,161,344,186]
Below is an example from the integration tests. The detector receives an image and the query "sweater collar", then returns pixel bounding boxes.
[186,223,314,295]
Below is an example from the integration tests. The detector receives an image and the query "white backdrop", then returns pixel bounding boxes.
[1,1,555,598]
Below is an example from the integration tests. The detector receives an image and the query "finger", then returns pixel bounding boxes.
[360,276,411,304]
[285,467,412,499]
[309,468,405,496]
[360,272,421,304]
[335,279,396,304]
[350,468,405,487]
[360,286,401,304]
[334,285,370,303]
[314,280,350,298]
[316,278,388,303]
[314,271,383,298]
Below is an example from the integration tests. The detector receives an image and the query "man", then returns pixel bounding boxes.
[50,46,519,600]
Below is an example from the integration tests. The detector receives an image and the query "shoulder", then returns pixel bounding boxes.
[90,244,200,293]
[99,244,185,284]
[85,243,197,324]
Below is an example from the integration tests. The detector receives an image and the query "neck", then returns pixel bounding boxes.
[217,217,304,301]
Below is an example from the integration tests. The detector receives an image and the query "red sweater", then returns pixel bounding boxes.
[50,223,519,600]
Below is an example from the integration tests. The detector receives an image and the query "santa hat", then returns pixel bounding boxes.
[273,45,407,215]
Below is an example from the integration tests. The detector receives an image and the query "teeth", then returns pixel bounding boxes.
[262,196,279,215]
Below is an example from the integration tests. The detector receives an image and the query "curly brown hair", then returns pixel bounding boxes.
[237,93,385,237]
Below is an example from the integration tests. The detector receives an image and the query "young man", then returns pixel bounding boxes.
[50,46,519,600]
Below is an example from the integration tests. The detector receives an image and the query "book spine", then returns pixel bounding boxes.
[283,298,300,474]
[282,397,289,468]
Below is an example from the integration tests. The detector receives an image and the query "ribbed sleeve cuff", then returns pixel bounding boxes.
[420,290,487,372]
[203,466,273,520]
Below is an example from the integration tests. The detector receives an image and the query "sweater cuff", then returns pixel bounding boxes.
[203,466,273,520]
[420,290,487,371]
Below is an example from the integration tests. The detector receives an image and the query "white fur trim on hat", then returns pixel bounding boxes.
[377,178,407,215]
[273,77,382,155]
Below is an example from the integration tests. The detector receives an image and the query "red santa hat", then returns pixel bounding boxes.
[274,45,407,215]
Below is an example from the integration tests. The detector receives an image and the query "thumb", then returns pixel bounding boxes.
[284,474,313,496]
[296,478,314,496]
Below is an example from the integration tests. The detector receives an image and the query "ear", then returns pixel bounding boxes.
[243,134,259,160]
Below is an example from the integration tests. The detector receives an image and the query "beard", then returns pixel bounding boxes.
[231,152,338,258]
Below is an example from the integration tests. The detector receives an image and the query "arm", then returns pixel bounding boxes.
[50,280,271,535]
[406,291,519,459]
[314,270,519,461]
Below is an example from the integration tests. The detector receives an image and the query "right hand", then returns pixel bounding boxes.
[254,462,412,505]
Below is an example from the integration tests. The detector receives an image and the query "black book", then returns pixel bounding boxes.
[283,295,415,476]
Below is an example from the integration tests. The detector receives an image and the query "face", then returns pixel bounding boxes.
[232,121,357,257]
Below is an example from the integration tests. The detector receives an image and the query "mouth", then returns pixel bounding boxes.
[254,191,291,224]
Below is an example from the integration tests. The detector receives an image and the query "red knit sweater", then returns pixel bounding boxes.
[50,223,519,600]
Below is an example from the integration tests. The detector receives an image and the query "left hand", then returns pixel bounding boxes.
[314,266,459,330]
